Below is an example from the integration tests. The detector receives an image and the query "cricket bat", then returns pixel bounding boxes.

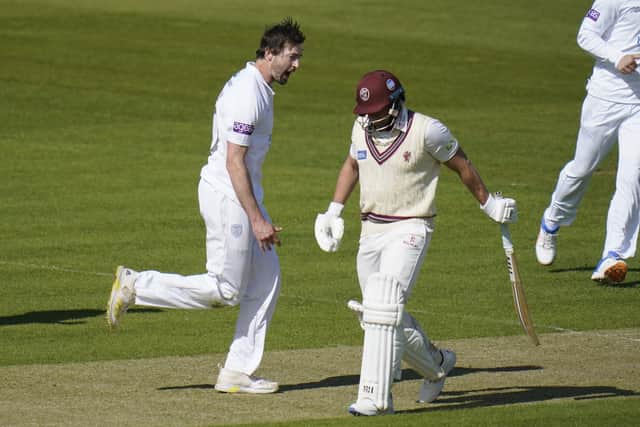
[500,224,540,346]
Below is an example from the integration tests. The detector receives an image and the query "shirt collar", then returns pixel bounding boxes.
[247,62,275,95]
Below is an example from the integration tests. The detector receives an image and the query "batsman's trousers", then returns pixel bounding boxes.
[356,218,442,380]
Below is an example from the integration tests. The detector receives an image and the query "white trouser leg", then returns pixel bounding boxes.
[133,179,280,375]
[357,220,442,383]
[603,105,640,259]
[135,272,230,308]
[544,95,619,227]
[401,312,443,381]
[224,245,280,375]
[134,180,250,308]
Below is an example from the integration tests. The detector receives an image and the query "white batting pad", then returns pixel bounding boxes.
[356,273,405,412]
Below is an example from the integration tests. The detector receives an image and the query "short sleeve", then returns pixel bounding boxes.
[226,95,259,147]
[424,119,459,162]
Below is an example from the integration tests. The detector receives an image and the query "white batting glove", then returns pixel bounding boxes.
[481,193,517,223]
[314,202,345,252]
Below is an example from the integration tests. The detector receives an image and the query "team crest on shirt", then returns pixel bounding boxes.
[586,8,600,21]
[230,224,243,238]
[403,151,411,162]
[357,150,367,160]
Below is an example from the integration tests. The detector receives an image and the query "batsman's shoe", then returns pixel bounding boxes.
[106,266,137,328]
[348,396,394,416]
[215,368,278,394]
[418,349,456,403]
[535,219,559,265]
[591,251,627,284]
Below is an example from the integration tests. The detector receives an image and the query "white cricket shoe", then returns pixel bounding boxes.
[348,396,394,416]
[418,349,456,403]
[591,252,627,284]
[106,266,137,328]
[536,219,558,265]
[214,368,278,394]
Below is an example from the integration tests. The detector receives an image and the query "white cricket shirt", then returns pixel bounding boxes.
[578,0,640,103]
[201,62,275,204]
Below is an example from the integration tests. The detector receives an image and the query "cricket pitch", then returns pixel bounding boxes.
[2,329,639,426]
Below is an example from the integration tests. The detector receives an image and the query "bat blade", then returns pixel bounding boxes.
[501,224,540,346]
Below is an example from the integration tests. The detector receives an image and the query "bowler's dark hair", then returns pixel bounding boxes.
[255,17,305,59]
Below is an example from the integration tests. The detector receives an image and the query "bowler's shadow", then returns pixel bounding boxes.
[0,308,161,326]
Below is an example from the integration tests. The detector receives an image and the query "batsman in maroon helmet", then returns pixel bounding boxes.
[315,70,518,416]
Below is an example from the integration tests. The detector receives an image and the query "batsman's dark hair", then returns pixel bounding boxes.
[255,17,305,59]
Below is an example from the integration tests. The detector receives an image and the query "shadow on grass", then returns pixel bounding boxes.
[276,366,541,392]
[157,366,542,392]
[0,308,162,326]
[397,385,637,413]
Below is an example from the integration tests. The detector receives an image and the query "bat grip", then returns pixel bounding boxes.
[500,223,514,252]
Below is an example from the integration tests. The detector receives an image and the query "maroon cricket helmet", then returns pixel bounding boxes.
[353,70,405,115]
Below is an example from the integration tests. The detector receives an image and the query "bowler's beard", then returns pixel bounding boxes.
[274,70,293,85]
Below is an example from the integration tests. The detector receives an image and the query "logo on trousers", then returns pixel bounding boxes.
[230,224,243,238]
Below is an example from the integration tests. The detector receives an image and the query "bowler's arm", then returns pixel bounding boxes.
[226,141,280,250]
[577,2,640,73]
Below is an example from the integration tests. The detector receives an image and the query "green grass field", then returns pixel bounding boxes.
[1,0,639,425]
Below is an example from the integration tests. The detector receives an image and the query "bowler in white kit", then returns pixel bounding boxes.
[536,0,640,284]
[106,17,305,394]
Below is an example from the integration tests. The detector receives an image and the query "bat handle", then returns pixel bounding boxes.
[500,223,514,252]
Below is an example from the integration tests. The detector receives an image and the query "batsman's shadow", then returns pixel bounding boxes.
[397,384,637,413]
[276,365,541,393]
[0,308,162,326]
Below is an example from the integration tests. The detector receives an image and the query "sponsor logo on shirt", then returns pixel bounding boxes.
[586,8,600,21]
[357,150,367,160]
[403,151,411,162]
[233,121,254,135]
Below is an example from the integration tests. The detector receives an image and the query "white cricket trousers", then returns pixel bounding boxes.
[544,94,640,258]
[357,219,442,380]
[134,178,281,375]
